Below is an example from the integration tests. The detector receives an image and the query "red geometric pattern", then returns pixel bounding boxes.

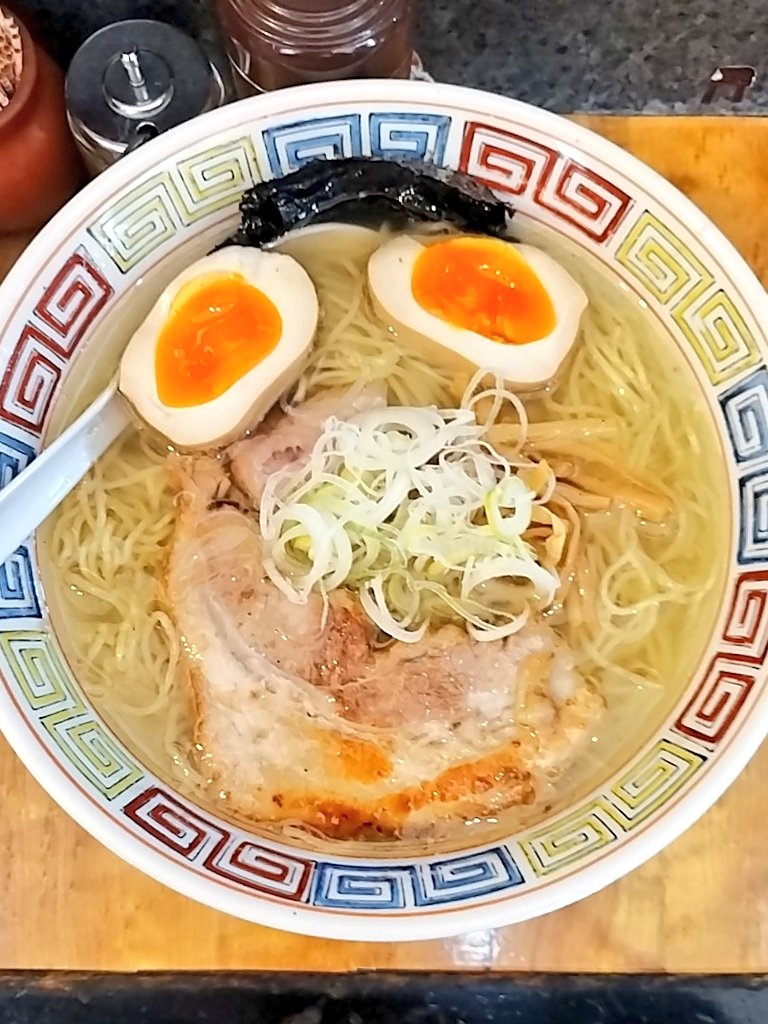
[0,324,63,434]
[123,786,227,856]
[675,571,768,746]
[459,122,633,244]
[674,654,756,747]
[123,786,313,902]
[460,125,559,197]
[0,245,113,437]
[204,838,313,901]
[719,569,768,665]
[33,249,113,358]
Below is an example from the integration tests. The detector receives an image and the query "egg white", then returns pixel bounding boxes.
[367,236,588,389]
[118,246,318,449]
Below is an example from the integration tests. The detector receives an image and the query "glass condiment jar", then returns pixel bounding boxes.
[0,8,83,233]
[213,0,415,95]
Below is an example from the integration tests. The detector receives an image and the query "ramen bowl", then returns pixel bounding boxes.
[1,80,767,941]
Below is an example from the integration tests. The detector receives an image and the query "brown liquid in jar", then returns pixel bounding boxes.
[214,0,415,94]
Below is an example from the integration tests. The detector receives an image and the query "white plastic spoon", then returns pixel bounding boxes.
[0,385,130,566]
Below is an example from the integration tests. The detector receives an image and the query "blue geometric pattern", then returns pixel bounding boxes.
[312,863,413,909]
[413,847,523,906]
[369,112,451,163]
[0,430,36,489]
[262,112,455,177]
[720,366,768,466]
[738,466,768,564]
[0,546,41,620]
[312,847,523,910]
[263,114,363,177]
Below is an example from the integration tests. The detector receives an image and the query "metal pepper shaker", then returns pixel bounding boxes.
[65,19,226,175]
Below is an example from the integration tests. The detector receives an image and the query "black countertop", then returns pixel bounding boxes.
[2,971,768,1024]
[14,0,768,114]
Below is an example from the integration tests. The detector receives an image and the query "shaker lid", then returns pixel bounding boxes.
[66,19,213,145]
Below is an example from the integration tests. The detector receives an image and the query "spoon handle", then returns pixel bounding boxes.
[0,385,130,568]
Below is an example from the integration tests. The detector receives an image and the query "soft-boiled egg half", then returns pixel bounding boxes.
[367,235,587,389]
[119,247,318,448]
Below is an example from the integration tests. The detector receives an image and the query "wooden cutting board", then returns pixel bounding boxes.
[2,115,767,973]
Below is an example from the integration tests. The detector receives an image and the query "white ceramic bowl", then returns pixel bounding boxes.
[1,80,767,941]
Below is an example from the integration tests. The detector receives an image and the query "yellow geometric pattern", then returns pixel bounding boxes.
[520,800,622,876]
[0,630,77,712]
[615,210,759,385]
[674,287,760,385]
[44,714,141,799]
[174,136,260,222]
[521,739,704,877]
[0,630,141,799]
[607,739,703,826]
[615,211,713,305]
[88,137,261,272]
[88,174,183,273]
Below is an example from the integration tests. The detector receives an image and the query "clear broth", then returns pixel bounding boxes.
[39,220,729,854]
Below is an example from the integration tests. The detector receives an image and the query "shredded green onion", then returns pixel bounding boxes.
[260,376,559,642]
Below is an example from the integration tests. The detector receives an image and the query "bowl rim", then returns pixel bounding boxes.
[1,78,767,941]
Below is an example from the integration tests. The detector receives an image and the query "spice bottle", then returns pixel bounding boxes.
[65,20,227,176]
[0,7,83,233]
[213,0,415,95]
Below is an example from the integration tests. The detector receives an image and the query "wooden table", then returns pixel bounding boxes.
[2,116,768,973]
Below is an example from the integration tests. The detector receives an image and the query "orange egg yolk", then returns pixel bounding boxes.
[411,237,556,344]
[155,272,282,408]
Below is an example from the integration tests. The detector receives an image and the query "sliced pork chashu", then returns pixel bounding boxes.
[164,391,601,839]
[229,384,386,507]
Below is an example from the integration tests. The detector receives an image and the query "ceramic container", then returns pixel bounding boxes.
[0,80,767,941]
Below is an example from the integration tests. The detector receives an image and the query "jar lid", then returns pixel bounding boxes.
[66,19,214,149]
